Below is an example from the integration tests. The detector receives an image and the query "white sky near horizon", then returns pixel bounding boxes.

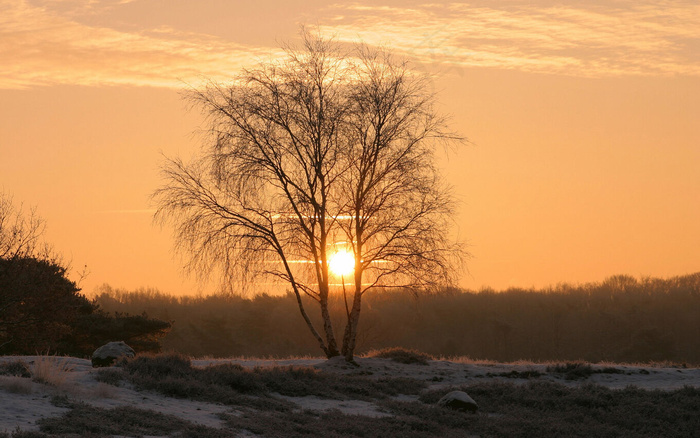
[1,0,698,295]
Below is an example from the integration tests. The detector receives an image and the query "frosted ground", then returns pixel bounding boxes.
[1,355,699,435]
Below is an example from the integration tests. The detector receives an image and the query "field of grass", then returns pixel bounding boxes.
[1,353,698,438]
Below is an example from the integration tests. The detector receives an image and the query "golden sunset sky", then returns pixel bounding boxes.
[1,0,698,295]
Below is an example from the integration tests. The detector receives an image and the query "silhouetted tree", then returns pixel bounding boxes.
[0,193,171,355]
[335,47,463,360]
[0,256,86,352]
[154,31,463,361]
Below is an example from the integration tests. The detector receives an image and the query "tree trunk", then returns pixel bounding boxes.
[319,285,340,357]
[280,255,333,358]
[341,273,363,361]
[291,285,331,358]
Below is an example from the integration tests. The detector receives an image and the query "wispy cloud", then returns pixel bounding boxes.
[318,2,700,77]
[0,0,276,89]
[2,0,698,90]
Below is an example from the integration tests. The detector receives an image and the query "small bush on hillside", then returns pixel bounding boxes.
[368,347,433,365]
[121,352,192,378]
[546,362,594,380]
[95,368,126,386]
[31,355,73,386]
[600,366,625,374]
[0,360,31,378]
[0,376,33,394]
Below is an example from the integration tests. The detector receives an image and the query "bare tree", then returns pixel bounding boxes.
[154,32,463,361]
[336,48,464,360]
[0,192,50,261]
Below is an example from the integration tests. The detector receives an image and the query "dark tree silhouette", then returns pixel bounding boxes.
[0,192,171,355]
[154,32,463,361]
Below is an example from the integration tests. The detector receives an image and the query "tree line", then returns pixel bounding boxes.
[94,272,700,365]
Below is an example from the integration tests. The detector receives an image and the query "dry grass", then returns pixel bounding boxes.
[30,355,74,387]
[2,353,696,438]
[0,376,33,394]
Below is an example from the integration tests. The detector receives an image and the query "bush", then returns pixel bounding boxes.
[546,362,595,380]
[31,355,74,386]
[95,368,126,386]
[368,347,433,365]
[121,353,193,379]
[0,360,31,378]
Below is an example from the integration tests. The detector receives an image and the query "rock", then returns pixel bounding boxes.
[91,341,135,367]
[437,390,478,412]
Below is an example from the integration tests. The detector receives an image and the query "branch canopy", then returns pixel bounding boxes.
[154,32,465,296]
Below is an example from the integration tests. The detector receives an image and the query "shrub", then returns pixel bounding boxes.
[368,347,433,365]
[0,360,31,378]
[0,376,33,394]
[31,355,74,386]
[95,368,126,386]
[121,353,193,379]
[546,362,594,380]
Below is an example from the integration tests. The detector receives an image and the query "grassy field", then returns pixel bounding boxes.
[1,352,698,438]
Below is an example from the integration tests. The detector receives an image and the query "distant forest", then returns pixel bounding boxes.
[94,273,700,365]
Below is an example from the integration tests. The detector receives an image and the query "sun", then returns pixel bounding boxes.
[329,250,355,277]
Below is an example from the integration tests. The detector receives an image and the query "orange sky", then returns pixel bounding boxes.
[1,0,698,295]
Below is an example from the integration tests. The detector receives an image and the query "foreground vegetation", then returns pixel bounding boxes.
[94,272,700,364]
[1,354,698,438]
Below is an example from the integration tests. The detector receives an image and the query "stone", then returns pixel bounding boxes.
[437,390,478,412]
[91,341,135,367]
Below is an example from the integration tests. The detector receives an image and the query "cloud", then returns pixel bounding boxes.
[0,0,277,89]
[2,0,698,90]
[317,2,700,77]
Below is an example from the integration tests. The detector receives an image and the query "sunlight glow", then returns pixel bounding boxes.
[329,250,355,277]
